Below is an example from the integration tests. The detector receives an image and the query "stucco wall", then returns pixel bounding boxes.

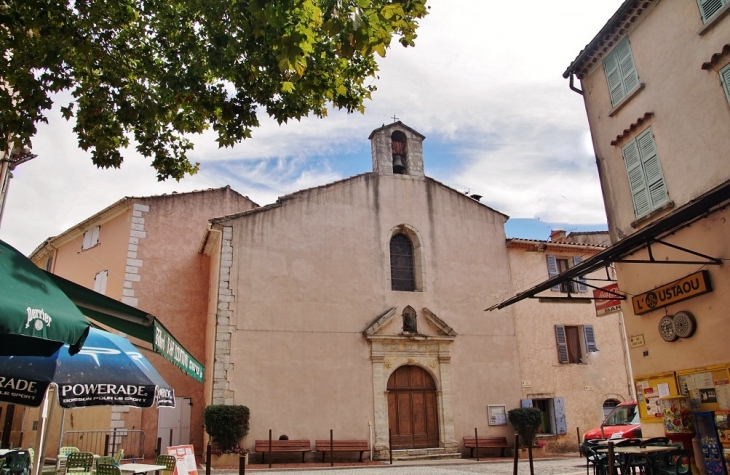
[220,173,522,454]
[578,0,730,240]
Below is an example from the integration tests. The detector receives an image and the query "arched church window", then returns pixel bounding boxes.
[390,234,415,291]
[402,306,417,333]
[391,131,407,174]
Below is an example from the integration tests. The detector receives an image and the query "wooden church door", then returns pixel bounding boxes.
[387,365,439,449]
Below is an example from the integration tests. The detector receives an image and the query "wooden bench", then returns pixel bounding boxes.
[463,436,512,457]
[314,440,369,462]
[254,439,311,463]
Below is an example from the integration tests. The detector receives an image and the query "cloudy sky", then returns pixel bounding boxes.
[0,0,625,255]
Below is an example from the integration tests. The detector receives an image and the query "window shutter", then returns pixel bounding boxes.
[721,64,730,106]
[91,225,101,246]
[616,38,639,95]
[94,270,108,295]
[623,138,651,218]
[572,256,587,292]
[546,255,560,292]
[82,230,92,250]
[552,398,567,435]
[520,399,533,408]
[637,129,668,210]
[583,325,597,352]
[555,325,569,364]
[603,48,625,106]
[697,0,726,22]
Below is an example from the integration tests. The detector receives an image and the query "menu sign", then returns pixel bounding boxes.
[632,271,712,315]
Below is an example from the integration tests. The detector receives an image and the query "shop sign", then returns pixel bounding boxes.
[593,283,622,316]
[632,270,712,316]
[154,321,205,383]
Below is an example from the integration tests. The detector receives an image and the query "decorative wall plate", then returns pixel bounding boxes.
[659,315,678,342]
[673,311,696,338]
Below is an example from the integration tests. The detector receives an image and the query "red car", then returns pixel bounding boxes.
[583,401,642,440]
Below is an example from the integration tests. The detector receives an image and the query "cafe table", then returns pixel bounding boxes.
[0,449,12,456]
[118,463,168,475]
[597,445,677,474]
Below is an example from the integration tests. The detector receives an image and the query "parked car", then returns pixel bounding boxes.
[583,401,642,441]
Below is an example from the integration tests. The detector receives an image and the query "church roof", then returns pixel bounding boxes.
[367,121,426,140]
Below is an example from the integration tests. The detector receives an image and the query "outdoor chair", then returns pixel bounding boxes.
[64,452,94,474]
[26,449,33,470]
[154,455,176,475]
[651,449,691,475]
[1,450,31,475]
[93,457,115,474]
[641,437,670,446]
[584,445,607,475]
[94,464,121,475]
[57,448,80,471]
[0,458,6,475]
[112,450,123,465]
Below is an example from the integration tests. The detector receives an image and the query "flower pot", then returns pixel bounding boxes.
[210,453,247,467]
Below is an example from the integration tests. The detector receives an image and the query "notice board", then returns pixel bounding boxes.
[676,364,730,411]
[167,445,198,475]
[634,371,679,422]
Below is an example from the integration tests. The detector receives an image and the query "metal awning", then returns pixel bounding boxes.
[486,180,730,311]
[46,272,204,383]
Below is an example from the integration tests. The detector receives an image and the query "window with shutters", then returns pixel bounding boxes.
[603,37,640,107]
[390,233,416,291]
[520,398,567,435]
[546,255,588,293]
[621,127,668,219]
[555,324,597,364]
[697,0,730,23]
[81,225,101,251]
[721,63,730,106]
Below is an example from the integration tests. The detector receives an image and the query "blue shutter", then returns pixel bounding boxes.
[555,325,569,364]
[721,64,730,106]
[583,325,597,353]
[572,256,587,292]
[616,37,639,95]
[697,0,726,22]
[547,255,560,292]
[623,138,651,218]
[552,398,567,435]
[637,128,668,211]
[520,399,533,408]
[603,47,625,106]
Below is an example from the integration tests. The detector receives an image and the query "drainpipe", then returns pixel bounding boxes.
[568,74,584,95]
[618,311,636,400]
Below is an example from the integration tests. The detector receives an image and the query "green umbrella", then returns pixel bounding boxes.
[0,239,90,356]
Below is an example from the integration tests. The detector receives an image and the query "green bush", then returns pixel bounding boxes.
[507,407,543,448]
[204,405,250,452]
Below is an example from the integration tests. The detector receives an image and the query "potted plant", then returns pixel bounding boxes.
[204,405,250,467]
[508,407,543,475]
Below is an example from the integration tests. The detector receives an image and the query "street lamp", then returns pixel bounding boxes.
[0,145,37,227]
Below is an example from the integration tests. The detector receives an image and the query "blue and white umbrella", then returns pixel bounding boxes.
[0,328,174,408]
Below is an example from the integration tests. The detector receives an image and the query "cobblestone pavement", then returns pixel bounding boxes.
[214,457,588,474]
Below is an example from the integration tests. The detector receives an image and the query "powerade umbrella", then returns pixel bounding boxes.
[0,239,90,356]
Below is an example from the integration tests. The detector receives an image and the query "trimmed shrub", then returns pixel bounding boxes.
[507,407,543,448]
[204,405,250,451]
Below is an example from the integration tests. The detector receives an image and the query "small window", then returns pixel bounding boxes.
[520,398,567,435]
[697,0,729,23]
[94,270,108,295]
[546,255,587,293]
[555,324,597,364]
[622,127,668,219]
[82,225,100,250]
[390,234,415,291]
[602,37,640,107]
[44,256,53,272]
[721,63,730,106]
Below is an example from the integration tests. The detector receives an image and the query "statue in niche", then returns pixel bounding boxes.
[402,306,417,333]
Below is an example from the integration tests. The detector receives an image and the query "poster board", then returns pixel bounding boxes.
[167,445,198,475]
[488,404,507,425]
[676,364,730,411]
[634,371,679,422]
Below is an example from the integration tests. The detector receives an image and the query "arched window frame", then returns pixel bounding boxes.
[387,225,425,292]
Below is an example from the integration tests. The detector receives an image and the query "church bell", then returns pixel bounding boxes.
[392,155,405,174]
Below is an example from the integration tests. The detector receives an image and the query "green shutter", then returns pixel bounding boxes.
[546,255,560,292]
[697,0,726,22]
[555,325,569,364]
[616,38,639,95]
[623,139,651,218]
[603,47,625,106]
[583,325,597,352]
[721,64,730,106]
[636,128,668,210]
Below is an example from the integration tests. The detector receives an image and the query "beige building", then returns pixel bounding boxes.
[20,187,257,460]
[494,0,730,462]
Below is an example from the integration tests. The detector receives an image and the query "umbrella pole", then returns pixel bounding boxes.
[32,385,55,475]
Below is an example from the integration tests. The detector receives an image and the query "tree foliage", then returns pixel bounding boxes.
[0,0,428,179]
[204,404,250,451]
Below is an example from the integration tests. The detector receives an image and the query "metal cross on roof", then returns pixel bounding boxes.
[391,114,399,123]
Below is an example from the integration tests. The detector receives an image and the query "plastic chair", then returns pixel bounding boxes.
[1,450,31,475]
[583,445,608,475]
[57,448,80,471]
[0,458,6,475]
[26,449,33,470]
[92,457,115,474]
[64,453,94,474]
[94,464,121,475]
[112,450,123,465]
[651,449,691,475]
[154,455,176,475]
